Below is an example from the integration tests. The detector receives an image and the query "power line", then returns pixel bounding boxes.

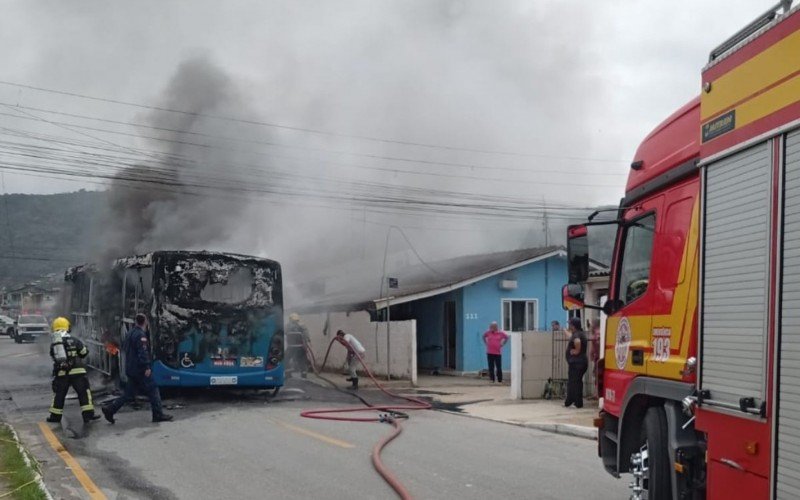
[0,79,629,163]
[0,107,627,187]
[0,126,611,214]
[0,102,630,176]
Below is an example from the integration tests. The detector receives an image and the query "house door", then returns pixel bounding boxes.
[443,301,456,369]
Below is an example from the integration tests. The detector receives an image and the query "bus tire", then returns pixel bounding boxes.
[643,405,672,500]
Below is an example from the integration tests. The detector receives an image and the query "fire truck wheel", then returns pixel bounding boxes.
[643,406,672,499]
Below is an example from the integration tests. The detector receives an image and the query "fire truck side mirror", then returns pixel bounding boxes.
[562,284,585,311]
[567,224,589,284]
[602,299,623,316]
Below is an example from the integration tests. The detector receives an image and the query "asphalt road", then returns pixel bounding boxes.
[0,337,630,499]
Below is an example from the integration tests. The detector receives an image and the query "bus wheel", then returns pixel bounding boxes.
[631,406,672,500]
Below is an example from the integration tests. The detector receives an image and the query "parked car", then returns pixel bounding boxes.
[0,315,14,337]
[13,314,49,343]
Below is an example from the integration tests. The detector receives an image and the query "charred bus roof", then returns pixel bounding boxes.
[115,251,280,270]
[65,251,280,281]
[625,97,700,201]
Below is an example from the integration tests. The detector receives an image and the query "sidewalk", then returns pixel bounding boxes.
[403,375,599,440]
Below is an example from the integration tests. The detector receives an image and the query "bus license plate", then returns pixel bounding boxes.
[210,376,238,386]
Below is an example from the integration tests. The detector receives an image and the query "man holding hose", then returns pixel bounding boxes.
[336,329,366,390]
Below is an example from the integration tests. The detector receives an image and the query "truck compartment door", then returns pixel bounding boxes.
[700,141,771,412]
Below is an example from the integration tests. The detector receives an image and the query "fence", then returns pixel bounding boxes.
[552,331,598,399]
[510,330,598,400]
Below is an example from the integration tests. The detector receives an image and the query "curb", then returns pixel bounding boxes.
[434,409,597,441]
[2,422,55,500]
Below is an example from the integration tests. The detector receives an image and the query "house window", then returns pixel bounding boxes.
[502,299,538,332]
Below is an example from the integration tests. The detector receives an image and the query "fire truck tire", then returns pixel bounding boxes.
[643,406,672,500]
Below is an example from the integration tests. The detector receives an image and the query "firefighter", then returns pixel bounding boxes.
[46,317,100,423]
[285,313,311,377]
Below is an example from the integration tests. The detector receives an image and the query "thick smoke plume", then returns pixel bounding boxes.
[91,3,609,308]
[102,56,249,259]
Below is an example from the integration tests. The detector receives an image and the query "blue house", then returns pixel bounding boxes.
[376,246,567,373]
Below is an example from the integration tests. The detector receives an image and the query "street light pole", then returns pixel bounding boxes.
[386,294,391,381]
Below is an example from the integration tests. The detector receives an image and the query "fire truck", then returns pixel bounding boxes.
[562,2,800,498]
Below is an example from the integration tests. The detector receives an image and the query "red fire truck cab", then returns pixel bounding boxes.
[563,2,800,498]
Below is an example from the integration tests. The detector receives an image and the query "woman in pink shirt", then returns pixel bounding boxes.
[483,322,509,383]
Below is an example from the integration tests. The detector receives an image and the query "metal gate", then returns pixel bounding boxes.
[550,334,569,398]
[550,331,596,399]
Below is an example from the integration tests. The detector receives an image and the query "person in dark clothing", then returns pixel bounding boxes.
[564,317,588,408]
[102,314,173,424]
[47,317,100,423]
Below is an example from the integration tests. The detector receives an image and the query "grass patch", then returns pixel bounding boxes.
[0,425,47,500]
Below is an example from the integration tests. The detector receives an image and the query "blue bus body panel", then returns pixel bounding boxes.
[156,312,283,388]
[152,361,284,387]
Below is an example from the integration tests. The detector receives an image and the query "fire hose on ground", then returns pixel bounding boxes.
[298,336,431,500]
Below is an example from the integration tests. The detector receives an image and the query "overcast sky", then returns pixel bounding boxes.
[0,1,762,201]
[0,1,770,291]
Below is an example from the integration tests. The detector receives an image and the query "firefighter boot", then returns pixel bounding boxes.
[349,377,359,390]
[46,414,61,423]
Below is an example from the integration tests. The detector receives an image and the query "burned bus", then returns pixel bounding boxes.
[62,251,284,390]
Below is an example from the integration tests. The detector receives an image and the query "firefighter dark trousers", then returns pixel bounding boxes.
[50,374,95,422]
[565,361,588,408]
[287,346,309,374]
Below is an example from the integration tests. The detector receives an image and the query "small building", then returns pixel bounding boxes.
[2,283,60,316]
[376,246,567,374]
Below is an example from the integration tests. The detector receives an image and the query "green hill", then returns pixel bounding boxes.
[0,190,107,287]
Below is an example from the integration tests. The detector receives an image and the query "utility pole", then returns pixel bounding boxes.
[543,200,549,329]
[386,293,391,381]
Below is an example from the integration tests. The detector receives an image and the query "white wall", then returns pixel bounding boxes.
[298,311,417,384]
[511,329,597,400]
[510,331,554,399]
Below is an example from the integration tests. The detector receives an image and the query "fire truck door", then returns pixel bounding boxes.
[608,203,659,375]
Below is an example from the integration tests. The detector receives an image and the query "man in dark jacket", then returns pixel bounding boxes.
[564,317,589,408]
[47,317,100,423]
[102,314,173,424]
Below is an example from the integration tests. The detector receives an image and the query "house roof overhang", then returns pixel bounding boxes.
[373,249,566,310]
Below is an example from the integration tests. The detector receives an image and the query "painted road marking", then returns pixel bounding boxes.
[0,352,38,359]
[267,418,355,449]
[38,422,107,500]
